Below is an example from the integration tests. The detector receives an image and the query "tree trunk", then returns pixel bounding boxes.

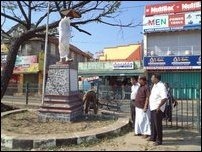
[1,31,35,99]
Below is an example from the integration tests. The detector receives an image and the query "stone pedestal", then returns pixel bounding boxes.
[38,64,83,122]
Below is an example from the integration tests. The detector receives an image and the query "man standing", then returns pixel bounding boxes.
[148,73,168,146]
[134,75,151,137]
[130,76,139,128]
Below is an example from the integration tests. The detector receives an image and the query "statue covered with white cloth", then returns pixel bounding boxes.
[57,9,81,64]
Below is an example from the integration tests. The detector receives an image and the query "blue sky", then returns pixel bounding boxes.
[71,1,167,54]
[1,1,170,55]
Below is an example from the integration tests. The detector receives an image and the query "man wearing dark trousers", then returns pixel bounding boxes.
[130,76,139,129]
[148,73,167,146]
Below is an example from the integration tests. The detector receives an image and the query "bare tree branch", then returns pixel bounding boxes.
[28,1,32,29]
[72,25,91,35]
[17,1,29,25]
[71,1,91,10]
[98,19,141,28]
[33,20,60,33]
[1,1,140,100]
[1,29,12,39]
[1,12,27,27]
[54,1,63,18]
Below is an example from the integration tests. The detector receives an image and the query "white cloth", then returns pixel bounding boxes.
[58,17,71,58]
[134,107,151,135]
[130,83,140,100]
[149,81,167,112]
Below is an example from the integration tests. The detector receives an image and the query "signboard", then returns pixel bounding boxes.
[143,15,169,31]
[184,11,201,25]
[144,55,201,69]
[112,62,134,70]
[1,55,39,73]
[143,11,201,33]
[13,63,39,73]
[84,76,99,82]
[15,55,37,66]
[145,1,201,16]
[169,14,185,27]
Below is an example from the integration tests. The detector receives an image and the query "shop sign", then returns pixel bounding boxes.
[144,66,201,70]
[112,62,134,70]
[145,1,201,16]
[169,14,185,27]
[184,11,201,26]
[143,15,169,31]
[84,76,99,82]
[13,63,39,73]
[143,11,201,33]
[144,55,201,69]
[15,55,37,66]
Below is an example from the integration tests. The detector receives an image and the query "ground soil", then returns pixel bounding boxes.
[1,110,116,135]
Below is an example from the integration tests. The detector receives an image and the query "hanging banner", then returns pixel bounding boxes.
[13,55,39,73]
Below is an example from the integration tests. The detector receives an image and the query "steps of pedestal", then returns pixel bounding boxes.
[41,102,82,109]
[38,106,82,114]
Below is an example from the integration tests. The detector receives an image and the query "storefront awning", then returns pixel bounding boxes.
[78,69,145,77]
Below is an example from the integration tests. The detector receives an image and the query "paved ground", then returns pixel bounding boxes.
[1,128,201,151]
[1,98,201,151]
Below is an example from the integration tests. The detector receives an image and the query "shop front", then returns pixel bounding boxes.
[78,61,145,99]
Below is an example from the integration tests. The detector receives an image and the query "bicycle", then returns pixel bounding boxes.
[98,91,122,112]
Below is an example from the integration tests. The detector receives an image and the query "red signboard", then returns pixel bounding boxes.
[169,14,185,27]
[145,1,201,16]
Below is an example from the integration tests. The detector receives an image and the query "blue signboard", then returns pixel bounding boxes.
[144,55,201,69]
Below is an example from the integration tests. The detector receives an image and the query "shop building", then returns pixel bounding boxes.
[78,43,145,98]
[1,37,92,96]
[143,1,201,99]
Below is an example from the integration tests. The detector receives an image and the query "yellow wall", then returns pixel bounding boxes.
[99,44,140,61]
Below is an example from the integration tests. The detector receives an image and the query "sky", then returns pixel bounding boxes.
[1,1,171,55]
[70,1,168,55]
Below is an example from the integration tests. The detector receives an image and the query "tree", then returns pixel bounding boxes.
[1,1,141,100]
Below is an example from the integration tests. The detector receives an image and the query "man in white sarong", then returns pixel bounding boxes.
[57,9,81,64]
[134,75,151,138]
[130,76,140,128]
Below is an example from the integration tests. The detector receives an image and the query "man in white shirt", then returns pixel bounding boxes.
[148,73,167,146]
[130,76,140,129]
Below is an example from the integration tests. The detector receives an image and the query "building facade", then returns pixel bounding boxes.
[78,43,145,99]
[1,37,92,96]
[143,1,201,99]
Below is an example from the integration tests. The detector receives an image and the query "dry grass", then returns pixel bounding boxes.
[1,111,116,135]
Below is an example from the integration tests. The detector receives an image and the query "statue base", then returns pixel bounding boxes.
[38,64,83,122]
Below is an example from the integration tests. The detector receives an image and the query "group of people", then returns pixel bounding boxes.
[130,73,177,146]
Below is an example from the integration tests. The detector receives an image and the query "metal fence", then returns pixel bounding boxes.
[2,83,201,133]
[96,85,201,133]
[164,86,201,134]
[3,83,42,105]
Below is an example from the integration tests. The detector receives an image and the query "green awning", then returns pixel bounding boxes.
[78,69,145,77]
